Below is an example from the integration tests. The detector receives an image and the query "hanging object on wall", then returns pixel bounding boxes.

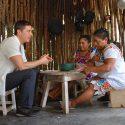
[74,9,84,31]
[84,11,95,25]
[74,9,95,31]
[118,0,125,9]
[48,18,63,36]
[104,15,111,22]
[75,20,84,31]
[75,9,84,22]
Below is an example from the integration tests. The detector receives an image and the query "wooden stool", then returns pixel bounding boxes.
[110,89,125,108]
[0,88,17,116]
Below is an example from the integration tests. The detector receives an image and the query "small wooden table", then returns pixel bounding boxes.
[40,70,85,114]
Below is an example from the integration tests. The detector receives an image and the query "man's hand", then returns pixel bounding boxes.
[39,54,53,65]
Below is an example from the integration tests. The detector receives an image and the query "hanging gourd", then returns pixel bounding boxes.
[48,18,63,36]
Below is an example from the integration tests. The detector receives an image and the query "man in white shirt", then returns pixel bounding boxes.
[67,28,125,108]
[0,20,52,116]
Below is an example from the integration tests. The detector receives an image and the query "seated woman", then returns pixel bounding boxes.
[48,35,94,100]
[74,35,92,65]
[73,35,96,93]
[66,28,125,108]
[97,41,122,102]
[74,35,99,81]
[74,35,92,73]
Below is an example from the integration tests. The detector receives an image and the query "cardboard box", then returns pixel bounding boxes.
[110,89,125,108]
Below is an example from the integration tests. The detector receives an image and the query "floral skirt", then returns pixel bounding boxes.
[90,79,111,95]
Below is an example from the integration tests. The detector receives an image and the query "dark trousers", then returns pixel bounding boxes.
[5,69,38,108]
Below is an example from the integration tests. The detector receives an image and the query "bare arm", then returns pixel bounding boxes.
[84,58,116,74]
[9,54,53,70]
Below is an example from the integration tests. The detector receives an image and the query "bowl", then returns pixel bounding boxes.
[60,63,75,71]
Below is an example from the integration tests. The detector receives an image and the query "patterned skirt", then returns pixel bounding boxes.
[90,79,111,95]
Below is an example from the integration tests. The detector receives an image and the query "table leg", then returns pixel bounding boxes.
[41,81,51,107]
[62,81,69,114]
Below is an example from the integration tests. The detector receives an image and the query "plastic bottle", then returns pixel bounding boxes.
[90,47,97,59]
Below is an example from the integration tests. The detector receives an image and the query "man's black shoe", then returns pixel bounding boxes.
[16,107,38,117]
[32,106,41,112]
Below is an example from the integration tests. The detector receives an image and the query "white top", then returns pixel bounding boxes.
[0,35,27,95]
[98,43,125,90]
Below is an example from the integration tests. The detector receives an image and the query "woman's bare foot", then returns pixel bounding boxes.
[60,100,76,111]
[69,100,77,108]
[70,98,93,107]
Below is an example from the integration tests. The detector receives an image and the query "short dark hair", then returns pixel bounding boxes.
[79,35,91,43]
[14,20,31,35]
[93,28,109,41]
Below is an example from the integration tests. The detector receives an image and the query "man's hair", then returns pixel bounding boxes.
[14,20,31,35]
[79,35,91,43]
[93,28,109,41]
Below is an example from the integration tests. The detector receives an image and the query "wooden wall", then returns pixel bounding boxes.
[0,0,125,70]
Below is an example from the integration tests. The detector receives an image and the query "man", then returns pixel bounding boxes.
[67,28,125,108]
[0,20,52,116]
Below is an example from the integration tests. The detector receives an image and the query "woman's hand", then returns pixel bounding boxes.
[75,63,85,72]
[83,66,92,75]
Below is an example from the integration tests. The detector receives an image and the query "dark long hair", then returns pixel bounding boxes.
[93,28,109,42]
[79,35,91,44]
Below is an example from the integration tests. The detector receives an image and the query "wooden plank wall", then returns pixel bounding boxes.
[35,0,125,70]
[0,0,37,60]
[0,0,125,70]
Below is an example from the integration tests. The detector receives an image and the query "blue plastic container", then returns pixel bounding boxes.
[60,63,75,71]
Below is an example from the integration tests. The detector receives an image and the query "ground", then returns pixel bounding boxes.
[0,97,125,125]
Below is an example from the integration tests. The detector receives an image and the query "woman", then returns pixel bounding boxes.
[74,35,97,80]
[66,28,125,108]
[74,35,92,65]
[49,35,93,100]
